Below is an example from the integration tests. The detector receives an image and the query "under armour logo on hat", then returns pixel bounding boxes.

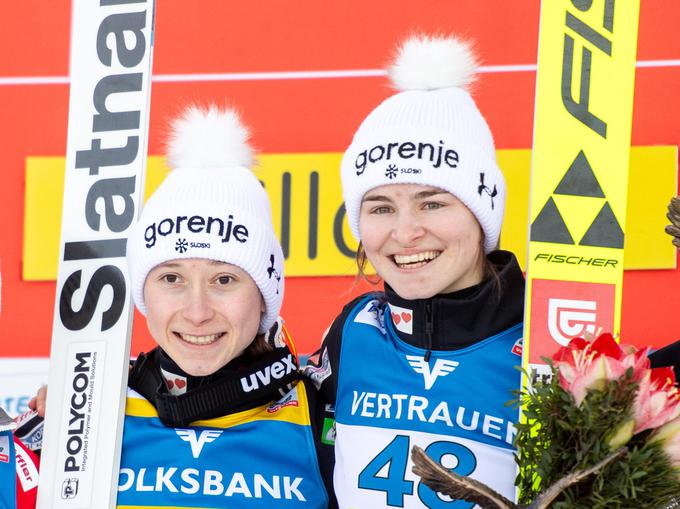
[267,254,282,294]
[478,172,498,210]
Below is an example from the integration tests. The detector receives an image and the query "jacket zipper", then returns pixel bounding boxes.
[424,300,434,362]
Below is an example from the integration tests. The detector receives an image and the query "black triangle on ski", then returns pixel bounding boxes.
[579,201,624,248]
[554,150,605,198]
[530,197,574,244]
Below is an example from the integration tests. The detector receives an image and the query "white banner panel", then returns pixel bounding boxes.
[0,358,50,417]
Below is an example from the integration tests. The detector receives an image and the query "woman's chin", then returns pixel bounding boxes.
[389,282,438,301]
[173,355,228,377]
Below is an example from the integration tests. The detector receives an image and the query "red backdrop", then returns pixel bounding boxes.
[0,1,678,357]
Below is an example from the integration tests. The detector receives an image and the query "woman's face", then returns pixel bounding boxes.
[359,184,485,300]
[143,259,264,376]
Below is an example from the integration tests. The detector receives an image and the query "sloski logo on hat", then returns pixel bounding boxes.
[175,238,188,253]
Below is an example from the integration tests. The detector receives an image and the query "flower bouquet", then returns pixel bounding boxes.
[412,334,680,508]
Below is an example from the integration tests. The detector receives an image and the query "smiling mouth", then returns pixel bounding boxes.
[174,332,225,345]
[392,250,441,269]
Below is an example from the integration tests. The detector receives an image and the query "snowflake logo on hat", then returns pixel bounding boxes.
[477,172,498,210]
[175,238,188,253]
[385,164,398,179]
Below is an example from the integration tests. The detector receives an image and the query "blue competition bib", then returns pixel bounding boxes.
[118,383,328,509]
[334,296,522,509]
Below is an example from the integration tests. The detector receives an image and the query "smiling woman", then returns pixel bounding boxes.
[143,260,265,376]
[304,34,525,509]
[8,105,334,509]
[359,184,485,299]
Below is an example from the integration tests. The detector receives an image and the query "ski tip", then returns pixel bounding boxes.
[166,104,254,171]
[388,33,478,92]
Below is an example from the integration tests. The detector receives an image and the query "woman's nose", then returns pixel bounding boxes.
[391,211,426,245]
[181,287,214,325]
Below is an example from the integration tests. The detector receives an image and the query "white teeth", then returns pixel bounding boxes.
[178,333,222,345]
[394,250,440,265]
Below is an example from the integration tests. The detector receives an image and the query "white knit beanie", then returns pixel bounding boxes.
[126,105,284,333]
[341,34,505,253]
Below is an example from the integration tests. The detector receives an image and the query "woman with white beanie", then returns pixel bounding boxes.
[12,105,334,509]
[305,34,525,508]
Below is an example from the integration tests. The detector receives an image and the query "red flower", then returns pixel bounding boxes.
[552,334,650,407]
[633,367,680,433]
[553,334,680,435]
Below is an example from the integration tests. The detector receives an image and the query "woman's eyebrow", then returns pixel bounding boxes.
[155,262,181,269]
[362,194,393,203]
[414,190,447,199]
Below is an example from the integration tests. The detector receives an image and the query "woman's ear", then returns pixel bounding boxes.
[261,296,266,314]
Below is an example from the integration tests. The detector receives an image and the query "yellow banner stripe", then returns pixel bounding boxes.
[23,146,674,281]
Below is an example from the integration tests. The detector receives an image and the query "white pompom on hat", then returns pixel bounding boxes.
[126,105,284,333]
[166,104,254,170]
[388,34,478,91]
[340,34,506,253]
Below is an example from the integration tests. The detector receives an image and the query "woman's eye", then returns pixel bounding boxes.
[372,206,392,214]
[216,275,233,285]
[423,202,443,210]
[162,274,180,283]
